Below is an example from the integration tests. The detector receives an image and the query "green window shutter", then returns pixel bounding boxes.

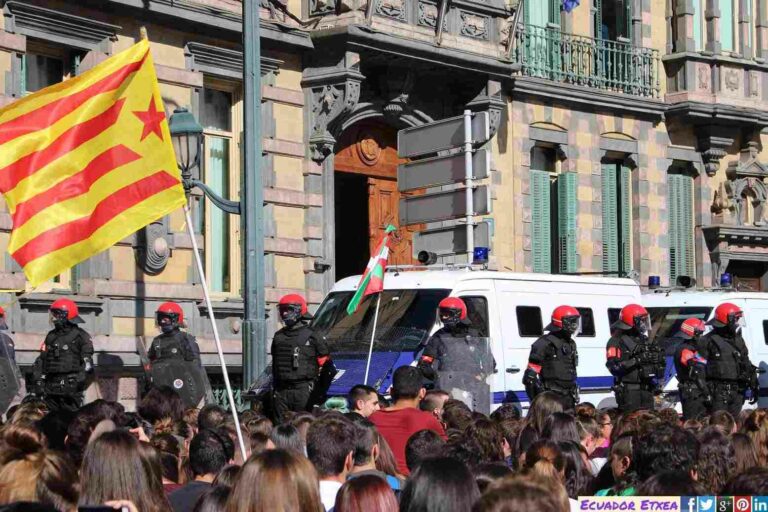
[208,136,231,293]
[20,54,26,96]
[681,175,695,277]
[594,0,603,39]
[668,174,680,283]
[720,0,734,51]
[527,0,549,27]
[601,164,619,273]
[549,0,560,26]
[531,169,552,273]
[620,165,632,274]
[668,173,695,283]
[558,172,578,273]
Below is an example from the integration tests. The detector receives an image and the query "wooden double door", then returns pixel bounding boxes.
[334,121,416,277]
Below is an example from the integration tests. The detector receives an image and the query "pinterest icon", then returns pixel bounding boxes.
[735,496,752,512]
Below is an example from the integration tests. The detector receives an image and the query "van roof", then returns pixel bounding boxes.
[643,289,768,307]
[331,269,640,292]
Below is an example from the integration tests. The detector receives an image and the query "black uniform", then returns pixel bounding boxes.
[148,329,201,365]
[674,338,709,420]
[271,321,329,422]
[606,331,665,413]
[32,324,94,411]
[524,331,578,409]
[700,329,756,417]
[0,326,20,414]
[147,329,208,407]
[418,324,495,414]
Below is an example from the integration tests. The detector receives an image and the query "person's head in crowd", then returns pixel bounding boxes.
[597,409,617,444]
[577,416,602,456]
[248,432,272,457]
[710,410,737,434]
[198,404,227,432]
[473,462,512,493]
[489,403,521,423]
[696,427,735,494]
[683,419,704,435]
[190,429,234,482]
[635,470,706,496]
[184,407,200,433]
[656,408,680,427]
[613,410,659,440]
[442,400,473,435]
[526,392,565,437]
[0,422,78,511]
[523,440,566,481]
[137,386,185,425]
[607,433,635,492]
[559,441,594,499]
[289,413,315,443]
[35,410,74,452]
[373,433,401,479]
[225,449,322,512]
[321,396,350,414]
[473,477,567,512]
[497,419,523,468]
[731,432,760,474]
[138,439,170,505]
[307,415,356,482]
[738,409,753,430]
[405,429,446,473]
[542,412,580,444]
[447,418,506,469]
[741,408,768,466]
[244,415,273,437]
[575,403,597,421]
[391,366,426,405]
[632,424,699,483]
[334,474,398,512]
[723,466,768,496]
[8,402,48,425]
[345,417,379,472]
[151,433,181,485]
[420,389,450,420]
[347,385,380,418]
[213,464,241,488]
[270,424,305,454]
[193,484,230,512]
[400,456,480,512]
[79,429,171,512]
[64,400,123,468]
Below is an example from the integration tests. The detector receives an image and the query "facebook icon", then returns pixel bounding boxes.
[682,497,698,512]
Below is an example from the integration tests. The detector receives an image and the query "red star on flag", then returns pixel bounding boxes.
[133,98,166,141]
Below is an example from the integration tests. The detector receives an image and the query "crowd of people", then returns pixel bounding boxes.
[2,365,768,512]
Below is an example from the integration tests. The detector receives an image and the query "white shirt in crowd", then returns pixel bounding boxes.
[319,480,343,511]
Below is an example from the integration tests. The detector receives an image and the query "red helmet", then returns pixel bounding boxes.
[680,318,706,339]
[708,302,743,329]
[279,294,308,315]
[613,303,649,332]
[0,306,6,317]
[438,297,467,320]
[157,301,184,326]
[50,298,83,324]
[548,305,581,334]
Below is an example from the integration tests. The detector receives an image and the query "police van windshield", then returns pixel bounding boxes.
[311,289,450,353]
[648,306,712,352]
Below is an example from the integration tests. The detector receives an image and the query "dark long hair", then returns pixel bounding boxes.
[542,413,580,444]
[558,441,594,499]
[400,456,480,512]
[697,427,736,494]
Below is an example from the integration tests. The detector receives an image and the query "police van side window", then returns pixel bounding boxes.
[608,308,622,328]
[517,306,543,337]
[575,308,596,337]
[460,296,489,337]
[763,320,768,345]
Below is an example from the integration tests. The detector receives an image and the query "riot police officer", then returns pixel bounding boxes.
[606,304,665,413]
[701,303,758,417]
[147,302,208,408]
[271,294,330,422]
[0,306,21,415]
[32,298,94,411]
[524,305,580,410]
[674,318,710,420]
[418,297,495,414]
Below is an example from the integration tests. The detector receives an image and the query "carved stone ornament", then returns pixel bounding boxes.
[310,0,336,15]
[697,64,710,92]
[460,11,490,40]
[135,220,171,275]
[376,0,406,21]
[724,69,741,92]
[418,1,446,28]
[750,71,760,98]
[714,142,768,226]
[702,147,728,176]
[357,132,382,165]
[697,126,734,177]
[467,79,505,138]
[383,68,415,120]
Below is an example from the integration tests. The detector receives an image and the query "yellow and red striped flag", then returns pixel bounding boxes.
[0,39,186,285]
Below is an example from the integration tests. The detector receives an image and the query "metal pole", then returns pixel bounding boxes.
[363,292,382,385]
[463,109,474,261]
[243,0,266,387]
[184,205,248,460]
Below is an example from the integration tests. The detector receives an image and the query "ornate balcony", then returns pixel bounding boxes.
[512,25,661,98]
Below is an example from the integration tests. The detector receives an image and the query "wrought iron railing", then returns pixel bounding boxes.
[513,25,660,98]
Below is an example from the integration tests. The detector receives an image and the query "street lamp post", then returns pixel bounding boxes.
[168,0,266,391]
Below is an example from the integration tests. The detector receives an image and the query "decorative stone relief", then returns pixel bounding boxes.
[702,148,728,176]
[135,220,172,275]
[418,1,445,28]
[460,11,490,40]
[467,79,505,138]
[357,132,382,165]
[383,68,414,120]
[310,0,336,15]
[711,142,768,226]
[722,68,742,94]
[696,63,710,92]
[697,126,734,177]
[750,70,760,98]
[376,0,407,21]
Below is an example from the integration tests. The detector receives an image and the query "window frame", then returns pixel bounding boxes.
[517,306,544,337]
[667,170,695,285]
[575,307,596,337]
[460,296,490,338]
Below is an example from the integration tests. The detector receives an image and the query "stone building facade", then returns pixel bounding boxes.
[1,0,768,405]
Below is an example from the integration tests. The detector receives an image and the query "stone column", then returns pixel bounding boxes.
[739,0,753,58]
[675,0,697,51]
[705,0,722,53]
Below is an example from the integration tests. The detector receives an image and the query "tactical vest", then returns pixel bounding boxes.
[705,333,745,382]
[614,334,643,384]
[41,327,86,374]
[539,333,578,384]
[432,327,492,375]
[673,340,697,384]
[272,324,318,384]
[150,330,196,361]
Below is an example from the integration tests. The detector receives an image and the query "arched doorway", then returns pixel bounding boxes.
[333,120,416,280]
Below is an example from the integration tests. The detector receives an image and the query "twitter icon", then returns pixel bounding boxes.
[698,497,715,512]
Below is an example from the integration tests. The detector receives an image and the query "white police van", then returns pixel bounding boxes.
[644,282,768,409]
[311,268,642,412]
